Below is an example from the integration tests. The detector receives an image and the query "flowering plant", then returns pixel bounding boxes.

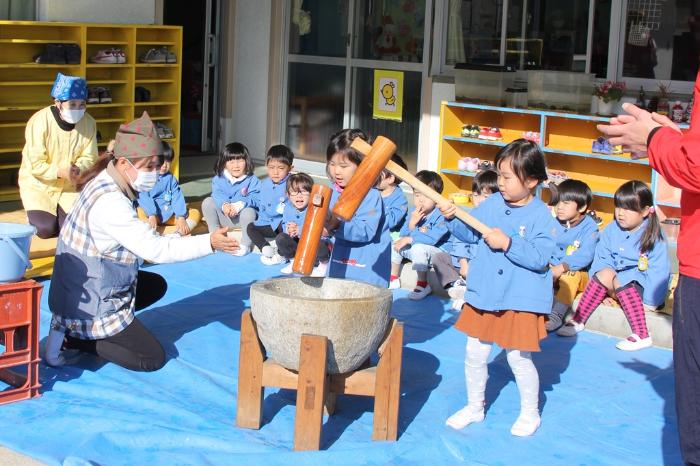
[594,81,627,102]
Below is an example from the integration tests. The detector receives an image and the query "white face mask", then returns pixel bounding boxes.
[126,159,158,192]
[60,107,85,124]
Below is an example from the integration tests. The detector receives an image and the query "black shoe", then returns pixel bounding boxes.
[64,43,81,64]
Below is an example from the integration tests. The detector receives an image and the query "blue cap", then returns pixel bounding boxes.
[50,72,87,101]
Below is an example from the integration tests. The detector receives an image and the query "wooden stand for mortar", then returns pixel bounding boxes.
[236,309,403,451]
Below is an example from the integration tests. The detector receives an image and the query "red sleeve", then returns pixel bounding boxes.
[648,71,700,194]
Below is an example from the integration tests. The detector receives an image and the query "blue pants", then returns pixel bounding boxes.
[674,274,700,465]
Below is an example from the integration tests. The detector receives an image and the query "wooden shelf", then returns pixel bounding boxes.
[542,147,649,166]
[0,81,54,86]
[0,144,22,154]
[0,39,76,44]
[0,20,183,192]
[443,135,507,148]
[441,168,478,178]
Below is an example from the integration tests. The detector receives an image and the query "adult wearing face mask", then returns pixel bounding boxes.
[19,72,98,238]
[45,112,239,372]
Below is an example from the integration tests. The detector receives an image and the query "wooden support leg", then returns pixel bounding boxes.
[236,310,265,429]
[294,334,328,451]
[372,320,404,441]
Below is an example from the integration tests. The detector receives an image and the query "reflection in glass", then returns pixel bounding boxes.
[353,0,426,63]
[288,0,348,57]
[351,68,421,172]
[623,0,700,82]
[445,0,503,66]
[286,63,345,163]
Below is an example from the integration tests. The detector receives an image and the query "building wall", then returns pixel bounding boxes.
[221,0,272,162]
[37,0,157,24]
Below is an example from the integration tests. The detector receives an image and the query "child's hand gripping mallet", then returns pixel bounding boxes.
[292,183,333,275]
[332,136,492,235]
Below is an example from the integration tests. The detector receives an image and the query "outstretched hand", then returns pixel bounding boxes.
[596,103,682,158]
[210,227,239,254]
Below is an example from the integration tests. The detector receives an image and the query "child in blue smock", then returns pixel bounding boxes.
[558,180,670,351]
[432,169,498,310]
[389,170,449,300]
[440,139,558,437]
[325,129,391,287]
[201,142,260,255]
[377,153,408,239]
[545,179,600,331]
[275,172,330,275]
[247,144,294,264]
[137,141,200,236]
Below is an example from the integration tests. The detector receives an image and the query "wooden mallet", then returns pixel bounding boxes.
[292,183,333,275]
[333,136,492,235]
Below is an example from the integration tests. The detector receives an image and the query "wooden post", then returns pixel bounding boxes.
[293,334,328,451]
[236,310,265,429]
[372,321,403,441]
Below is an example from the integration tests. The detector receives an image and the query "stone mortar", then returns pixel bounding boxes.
[250,277,392,374]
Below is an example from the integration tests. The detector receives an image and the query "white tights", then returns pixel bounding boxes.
[455,336,540,435]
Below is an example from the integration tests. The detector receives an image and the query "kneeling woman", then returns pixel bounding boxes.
[46,113,238,371]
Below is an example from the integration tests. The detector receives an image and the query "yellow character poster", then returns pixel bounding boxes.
[373,69,403,122]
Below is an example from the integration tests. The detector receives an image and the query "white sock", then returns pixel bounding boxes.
[446,337,491,429]
[45,327,66,367]
[507,349,541,436]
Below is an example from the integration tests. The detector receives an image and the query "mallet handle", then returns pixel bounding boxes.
[293,184,333,275]
[351,139,493,236]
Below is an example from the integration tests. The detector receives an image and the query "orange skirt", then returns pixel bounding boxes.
[455,303,547,352]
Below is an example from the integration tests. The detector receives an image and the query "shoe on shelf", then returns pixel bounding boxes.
[389,278,401,290]
[90,49,119,64]
[458,157,480,172]
[477,127,492,140]
[556,320,585,337]
[112,48,126,64]
[461,124,471,138]
[588,210,604,227]
[34,43,67,64]
[140,48,168,63]
[87,87,100,104]
[470,125,481,138]
[280,262,294,274]
[408,284,432,300]
[479,160,494,171]
[64,43,81,64]
[98,87,112,103]
[155,122,174,139]
[261,253,286,266]
[161,47,177,63]
[616,333,653,351]
[522,131,541,144]
[612,144,623,155]
[487,127,503,141]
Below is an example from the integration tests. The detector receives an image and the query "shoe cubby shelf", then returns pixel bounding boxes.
[0,21,182,202]
[438,101,681,225]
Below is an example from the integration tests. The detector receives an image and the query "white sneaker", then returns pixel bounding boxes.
[448,285,466,300]
[556,320,585,337]
[616,333,653,351]
[261,245,275,258]
[451,298,465,311]
[409,284,432,300]
[389,278,401,290]
[311,261,328,277]
[280,262,294,274]
[261,253,286,265]
[446,405,485,429]
[510,411,541,437]
[232,245,250,257]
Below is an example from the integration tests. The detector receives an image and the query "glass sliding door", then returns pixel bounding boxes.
[283,0,429,172]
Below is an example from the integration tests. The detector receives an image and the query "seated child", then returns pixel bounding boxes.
[275,172,330,275]
[545,179,600,331]
[390,170,450,300]
[247,144,294,264]
[557,180,670,351]
[378,154,409,240]
[432,169,498,309]
[201,142,260,255]
[137,141,200,236]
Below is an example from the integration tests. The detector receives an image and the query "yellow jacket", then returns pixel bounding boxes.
[19,106,98,213]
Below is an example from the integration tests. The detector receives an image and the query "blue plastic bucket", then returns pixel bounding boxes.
[0,223,35,282]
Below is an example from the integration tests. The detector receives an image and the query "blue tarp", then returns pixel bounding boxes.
[0,252,682,465]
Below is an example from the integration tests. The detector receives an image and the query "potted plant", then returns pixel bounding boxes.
[594,81,627,116]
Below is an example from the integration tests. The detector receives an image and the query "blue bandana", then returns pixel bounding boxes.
[50,72,87,101]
